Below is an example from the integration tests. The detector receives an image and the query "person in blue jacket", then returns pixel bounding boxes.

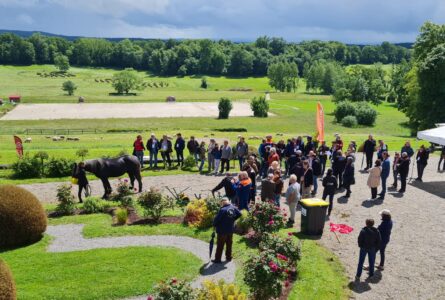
[233,171,252,210]
[379,151,391,200]
[212,198,241,263]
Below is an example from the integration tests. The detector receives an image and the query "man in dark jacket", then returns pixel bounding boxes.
[363,135,376,171]
[322,168,337,216]
[397,152,410,193]
[174,133,185,166]
[261,173,276,201]
[310,151,322,195]
[187,136,200,163]
[212,173,236,202]
[332,151,346,188]
[212,198,241,263]
[415,145,430,182]
[304,136,315,156]
[355,219,381,280]
[379,151,390,200]
[317,141,330,176]
[159,135,173,168]
[401,141,414,158]
[146,134,159,168]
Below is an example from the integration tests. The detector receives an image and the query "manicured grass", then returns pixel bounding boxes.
[0,236,201,300]
[48,214,348,299]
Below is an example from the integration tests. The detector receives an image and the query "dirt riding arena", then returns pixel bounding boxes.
[21,154,445,299]
[0,102,258,120]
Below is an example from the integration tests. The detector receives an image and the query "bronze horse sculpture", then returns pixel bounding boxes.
[73,155,143,199]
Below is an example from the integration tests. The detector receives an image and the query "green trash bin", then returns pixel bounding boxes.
[299,198,329,235]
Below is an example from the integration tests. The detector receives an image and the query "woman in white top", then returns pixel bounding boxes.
[367,160,382,199]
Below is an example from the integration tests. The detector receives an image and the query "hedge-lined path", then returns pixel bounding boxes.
[45,224,236,299]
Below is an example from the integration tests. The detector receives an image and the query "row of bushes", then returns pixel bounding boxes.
[218,96,269,119]
[334,101,377,127]
[11,154,74,179]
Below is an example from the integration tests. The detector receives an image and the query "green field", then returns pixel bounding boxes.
[0,64,423,184]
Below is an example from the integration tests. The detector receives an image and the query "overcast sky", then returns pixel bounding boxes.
[0,0,444,43]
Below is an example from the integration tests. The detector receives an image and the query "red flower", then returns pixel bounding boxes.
[277,254,288,261]
[147,296,154,300]
[283,213,287,217]
[287,232,293,236]
[268,220,274,225]
[284,280,290,287]
[171,278,177,284]
[268,261,279,272]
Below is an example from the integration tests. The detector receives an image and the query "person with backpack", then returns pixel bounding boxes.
[322,168,337,216]
[355,218,381,280]
[133,135,145,168]
[212,198,241,264]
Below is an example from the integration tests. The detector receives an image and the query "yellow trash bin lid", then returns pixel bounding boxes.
[300,198,329,207]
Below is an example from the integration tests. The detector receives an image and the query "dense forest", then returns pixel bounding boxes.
[0,33,411,76]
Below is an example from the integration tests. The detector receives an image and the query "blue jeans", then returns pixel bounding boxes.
[378,242,388,267]
[313,175,318,193]
[199,159,205,172]
[380,175,388,197]
[238,157,245,170]
[274,194,281,207]
[356,248,376,277]
[149,151,158,168]
[320,157,327,176]
[135,150,144,168]
[193,152,199,163]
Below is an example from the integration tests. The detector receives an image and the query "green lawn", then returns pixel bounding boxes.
[0,213,348,299]
[0,236,201,300]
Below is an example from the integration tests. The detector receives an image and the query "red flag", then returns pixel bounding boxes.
[316,102,325,142]
[329,223,353,234]
[14,136,24,158]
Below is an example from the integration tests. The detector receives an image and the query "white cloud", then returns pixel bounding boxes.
[104,19,213,38]
[47,0,170,17]
[17,13,34,25]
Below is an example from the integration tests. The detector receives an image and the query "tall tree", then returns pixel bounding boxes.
[267,62,299,92]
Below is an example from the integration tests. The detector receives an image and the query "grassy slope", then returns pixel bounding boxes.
[0,235,201,300]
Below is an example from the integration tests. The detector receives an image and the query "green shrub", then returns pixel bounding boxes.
[11,155,41,178]
[138,187,173,223]
[46,157,75,177]
[0,259,16,300]
[355,102,377,126]
[184,199,216,229]
[34,151,49,176]
[111,179,134,203]
[0,185,47,247]
[334,101,357,122]
[341,115,358,128]
[250,96,269,118]
[201,77,208,89]
[82,197,103,214]
[243,249,288,300]
[235,209,251,234]
[182,155,197,170]
[151,278,195,300]
[249,201,286,236]
[259,233,301,267]
[115,208,128,225]
[218,97,233,119]
[75,148,89,160]
[56,184,76,215]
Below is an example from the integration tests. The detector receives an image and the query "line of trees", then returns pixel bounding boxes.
[0,32,411,77]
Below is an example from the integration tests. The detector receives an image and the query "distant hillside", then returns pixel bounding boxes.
[0,29,414,47]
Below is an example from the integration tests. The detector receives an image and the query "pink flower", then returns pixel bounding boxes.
[134,188,137,191]
[284,280,290,287]
[268,220,274,225]
[124,179,128,183]
[268,261,279,272]
[287,232,293,236]
[171,278,177,284]
[277,254,288,261]
[147,296,154,300]
[283,213,287,217]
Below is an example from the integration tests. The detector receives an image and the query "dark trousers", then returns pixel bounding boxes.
[344,183,351,196]
[215,233,233,261]
[335,172,343,188]
[371,187,378,199]
[322,191,334,215]
[417,163,426,180]
[238,157,245,170]
[400,173,407,192]
[78,184,88,202]
[378,242,388,267]
[220,158,230,172]
[392,169,398,188]
[176,151,184,165]
[380,175,387,197]
[161,152,171,167]
[439,155,445,171]
[365,152,373,169]
[320,157,327,176]
[356,248,376,277]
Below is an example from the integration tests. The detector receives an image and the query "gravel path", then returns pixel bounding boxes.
[45,224,236,299]
[22,155,445,299]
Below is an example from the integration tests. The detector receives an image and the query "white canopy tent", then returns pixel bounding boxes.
[417,126,445,146]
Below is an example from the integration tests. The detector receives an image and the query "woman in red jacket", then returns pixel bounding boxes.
[133,135,145,168]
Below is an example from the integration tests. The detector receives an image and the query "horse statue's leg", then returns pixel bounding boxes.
[128,173,135,190]
[135,171,143,193]
[100,177,112,199]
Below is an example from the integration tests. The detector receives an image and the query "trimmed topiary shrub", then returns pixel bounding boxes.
[341,115,358,128]
[0,185,47,247]
[334,101,357,122]
[0,259,16,300]
[355,102,377,126]
[218,97,233,119]
[250,96,269,117]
